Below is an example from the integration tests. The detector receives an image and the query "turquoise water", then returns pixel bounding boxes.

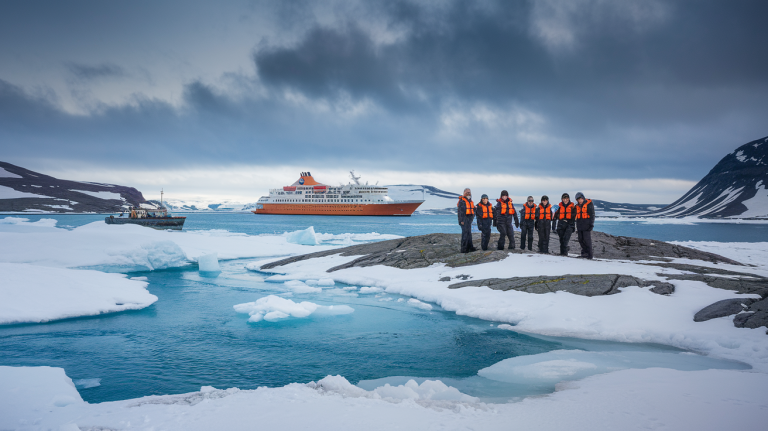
[12,212,768,242]
[0,214,758,404]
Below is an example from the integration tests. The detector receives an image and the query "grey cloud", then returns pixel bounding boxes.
[67,62,126,80]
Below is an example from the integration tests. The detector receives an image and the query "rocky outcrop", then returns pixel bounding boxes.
[694,298,757,322]
[0,161,146,213]
[261,231,740,272]
[733,298,768,330]
[448,274,675,297]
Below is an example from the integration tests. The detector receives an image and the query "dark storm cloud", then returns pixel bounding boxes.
[1,0,768,181]
[67,62,125,80]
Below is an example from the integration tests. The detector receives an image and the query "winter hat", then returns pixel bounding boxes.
[541,195,549,202]
[500,190,509,197]
[481,194,489,200]
[575,192,585,200]
[561,193,570,199]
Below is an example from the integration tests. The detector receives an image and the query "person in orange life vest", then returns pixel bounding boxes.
[475,194,494,251]
[575,192,596,259]
[519,196,538,251]
[494,190,520,250]
[457,188,477,253]
[552,192,577,256]
[535,195,553,254]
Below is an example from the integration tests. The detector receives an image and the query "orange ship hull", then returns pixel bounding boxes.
[253,202,422,216]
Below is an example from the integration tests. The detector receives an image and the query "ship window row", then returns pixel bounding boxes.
[272,199,378,203]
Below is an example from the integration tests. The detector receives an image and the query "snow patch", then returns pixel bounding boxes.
[70,190,123,200]
[311,375,479,403]
[0,167,22,178]
[0,185,52,199]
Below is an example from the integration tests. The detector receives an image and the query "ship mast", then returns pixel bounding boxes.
[160,189,164,208]
[349,170,361,185]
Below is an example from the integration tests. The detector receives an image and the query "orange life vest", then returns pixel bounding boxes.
[458,196,474,215]
[538,204,552,220]
[558,202,574,219]
[499,200,515,215]
[576,199,593,219]
[523,204,536,220]
[477,202,493,219]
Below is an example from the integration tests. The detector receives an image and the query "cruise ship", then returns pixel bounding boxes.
[253,172,424,216]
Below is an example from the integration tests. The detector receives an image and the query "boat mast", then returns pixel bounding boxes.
[161,189,164,208]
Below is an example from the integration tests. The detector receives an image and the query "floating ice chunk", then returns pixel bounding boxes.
[397,298,405,302]
[283,280,322,293]
[497,324,514,330]
[285,226,319,245]
[130,276,148,281]
[359,286,383,294]
[73,378,101,389]
[197,253,220,272]
[316,278,335,287]
[408,298,433,310]
[342,286,358,291]
[233,295,353,323]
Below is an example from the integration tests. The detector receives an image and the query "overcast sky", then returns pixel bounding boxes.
[1,0,767,203]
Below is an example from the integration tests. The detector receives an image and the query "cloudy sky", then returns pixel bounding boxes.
[1,0,766,204]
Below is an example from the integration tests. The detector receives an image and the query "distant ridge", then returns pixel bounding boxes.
[0,161,146,213]
[649,136,768,218]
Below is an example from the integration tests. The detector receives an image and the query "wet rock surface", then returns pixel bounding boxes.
[448,274,675,297]
[694,298,757,322]
[261,231,740,272]
[733,298,768,330]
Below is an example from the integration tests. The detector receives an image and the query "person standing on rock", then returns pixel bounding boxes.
[553,193,576,256]
[535,195,553,254]
[475,194,494,251]
[457,188,477,253]
[494,190,519,250]
[575,192,595,259]
[519,196,537,251]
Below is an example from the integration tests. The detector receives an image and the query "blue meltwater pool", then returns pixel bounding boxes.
[0,257,750,404]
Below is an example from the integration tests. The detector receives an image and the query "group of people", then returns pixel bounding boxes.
[457,189,595,259]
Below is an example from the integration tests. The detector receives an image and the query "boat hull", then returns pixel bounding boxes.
[253,201,422,216]
[105,216,186,230]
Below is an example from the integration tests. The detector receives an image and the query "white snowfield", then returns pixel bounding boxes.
[1,366,766,431]
[2,217,768,429]
[0,263,157,324]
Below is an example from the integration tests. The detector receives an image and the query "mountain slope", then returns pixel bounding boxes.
[0,161,146,213]
[650,136,768,218]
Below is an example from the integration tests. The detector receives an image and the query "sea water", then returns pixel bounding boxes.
[14,212,768,242]
[0,213,760,404]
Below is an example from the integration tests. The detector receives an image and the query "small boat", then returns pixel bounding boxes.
[105,190,186,230]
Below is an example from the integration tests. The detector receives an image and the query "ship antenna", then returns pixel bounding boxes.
[349,170,361,185]
[161,188,164,208]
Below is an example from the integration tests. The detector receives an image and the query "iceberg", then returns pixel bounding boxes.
[197,252,220,272]
[285,226,319,245]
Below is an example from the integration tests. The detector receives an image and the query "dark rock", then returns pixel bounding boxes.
[649,283,676,295]
[694,298,757,322]
[733,298,768,329]
[449,274,673,297]
[455,274,471,280]
[438,276,451,282]
[260,232,740,272]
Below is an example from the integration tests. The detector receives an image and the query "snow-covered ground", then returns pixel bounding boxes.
[1,216,767,429]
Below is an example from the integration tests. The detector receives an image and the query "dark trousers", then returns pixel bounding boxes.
[578,230,593,258]
[557,227,573,255]
[497,222,515,249]
[460,220,475,252]
[520,222,534,250]
[537,223,551,253]
[478,219,492,250]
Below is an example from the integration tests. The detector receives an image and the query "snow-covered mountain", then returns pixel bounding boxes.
[385,184,461,214]
[0,161,146,213]
[649,135,768,218]
[146,199,257,212]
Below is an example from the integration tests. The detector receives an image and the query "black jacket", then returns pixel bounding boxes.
[475,201,494,227]
[576,199,596,231]
[457,196,475,224]
[520,203,538,225]
[494,199,520,226]
[536,203,553,230]
[552,201,576,230]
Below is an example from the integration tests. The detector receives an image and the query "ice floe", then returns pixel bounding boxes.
[0,263,157,324]
[233,295,354,322]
